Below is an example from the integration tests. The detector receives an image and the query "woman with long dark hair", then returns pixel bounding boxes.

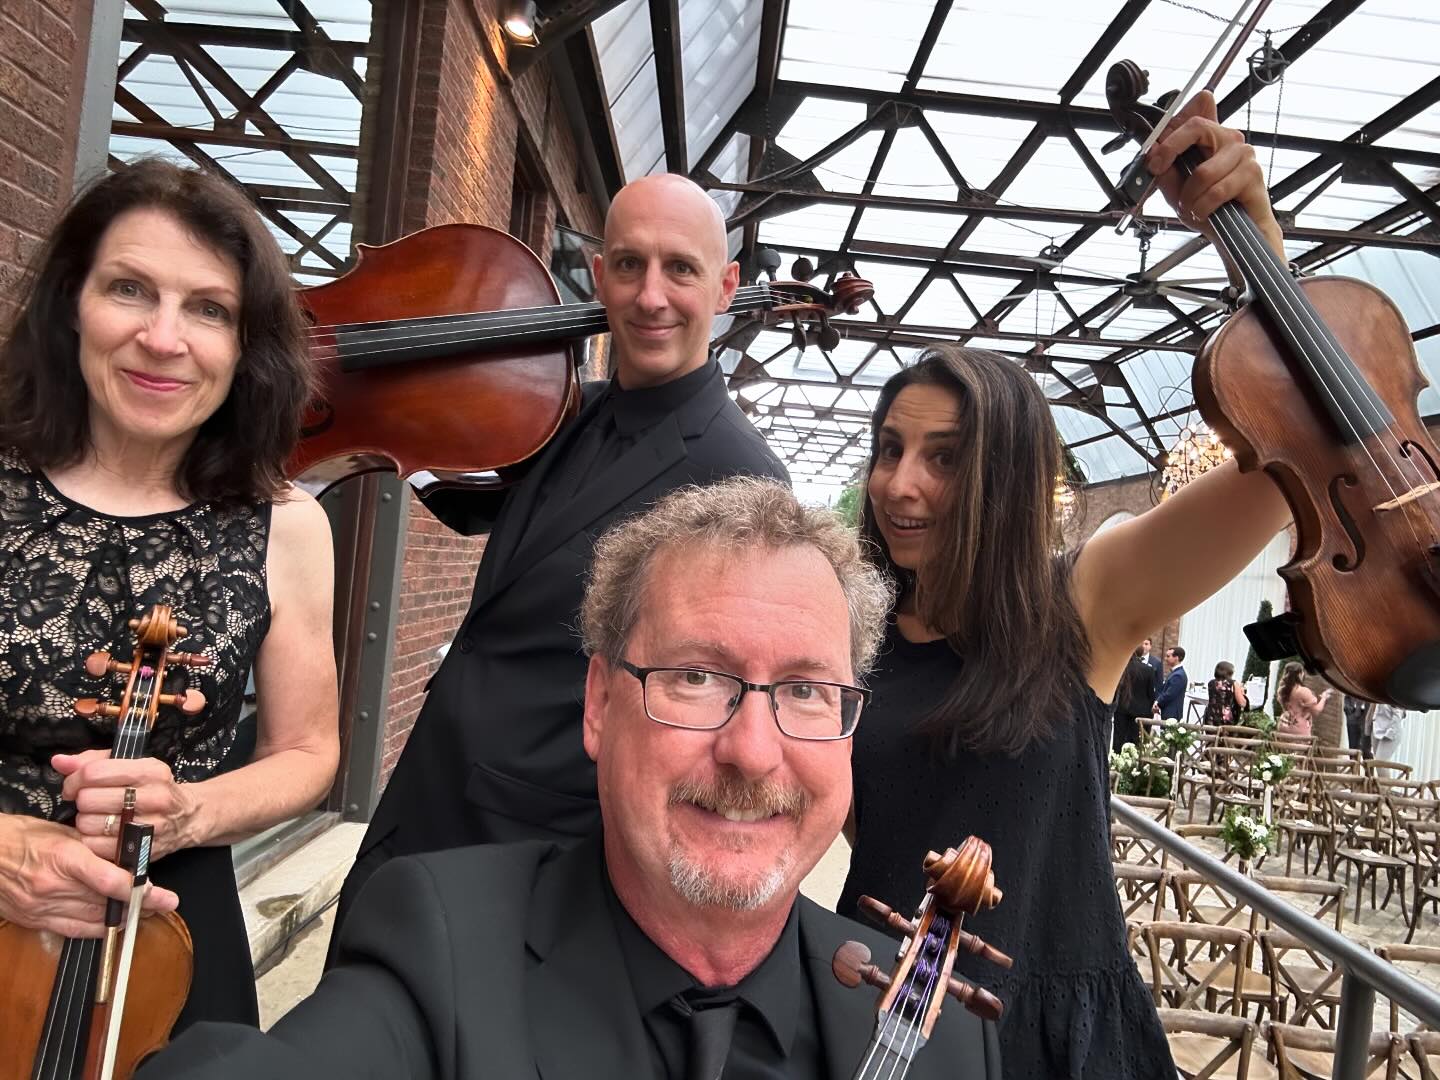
[841,94,1293,1078]
[1204,659,1247,726]
[0,159,339,1030]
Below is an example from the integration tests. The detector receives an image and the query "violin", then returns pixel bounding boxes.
[1107,61,1440,710]
[291,223,873,493]
[0,606,203,1080]
[833,837,1012,1079]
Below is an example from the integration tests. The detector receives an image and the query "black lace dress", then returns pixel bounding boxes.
[841,620,1173,1079]
[0,448,272,1029]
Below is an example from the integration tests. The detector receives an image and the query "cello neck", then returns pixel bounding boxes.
[329,284,782,374]
[1174,150,1393,442]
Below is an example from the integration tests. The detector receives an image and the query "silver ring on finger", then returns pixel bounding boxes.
[103,813,117,837]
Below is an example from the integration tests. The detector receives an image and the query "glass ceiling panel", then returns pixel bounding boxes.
[778,0,933,92]
[601,0,1440,491]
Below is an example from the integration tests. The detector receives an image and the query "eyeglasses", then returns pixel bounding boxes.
[618,660,867,741]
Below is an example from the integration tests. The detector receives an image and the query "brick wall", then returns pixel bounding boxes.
[0,0,90,319]
[378,0,605,785]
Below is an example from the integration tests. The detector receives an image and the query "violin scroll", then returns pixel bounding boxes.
[924,838,1003,914]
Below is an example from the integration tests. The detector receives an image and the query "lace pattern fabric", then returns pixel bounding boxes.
[0,447,272,820]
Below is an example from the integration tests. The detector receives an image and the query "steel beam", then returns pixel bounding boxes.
[648,0,687,174]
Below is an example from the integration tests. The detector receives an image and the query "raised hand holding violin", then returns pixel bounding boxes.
[58,753,202,864]
[1141,89,1284,262]
[1108,60,1440,709]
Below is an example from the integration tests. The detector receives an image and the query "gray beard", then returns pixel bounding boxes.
[666,844,790,911]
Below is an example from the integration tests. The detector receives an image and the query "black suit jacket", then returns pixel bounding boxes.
[142,839,1001,1079]
[342,364,788,916]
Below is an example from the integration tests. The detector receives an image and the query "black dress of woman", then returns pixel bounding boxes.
[0,448,271,1030]
[841,620,1173,1079]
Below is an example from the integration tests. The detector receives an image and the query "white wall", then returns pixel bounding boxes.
[1175,530,1290,712]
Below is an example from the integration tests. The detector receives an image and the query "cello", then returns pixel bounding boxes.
[1106,61,1440,710]
[833,837,1012,1078]
[292,223,872,493]
[0,606,202,1080]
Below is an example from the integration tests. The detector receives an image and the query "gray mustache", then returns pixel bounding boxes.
[670,771,810,819]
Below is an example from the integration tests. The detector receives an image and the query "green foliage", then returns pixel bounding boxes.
[1241,599,1273,683]
[1239,709,1277,738]
[834,484,863,530]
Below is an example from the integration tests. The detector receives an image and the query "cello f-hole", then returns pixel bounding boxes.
[1328,473,1365,572]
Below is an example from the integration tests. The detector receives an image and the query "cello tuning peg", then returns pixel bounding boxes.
[832,940,891,993]
[858,896,918,937]
[160,689,206,716]
[946,975,1004,1023]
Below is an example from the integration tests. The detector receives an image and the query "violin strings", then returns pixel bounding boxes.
[1207,197,1437,553]
[35,659,161,1079]
[302,284,786,340]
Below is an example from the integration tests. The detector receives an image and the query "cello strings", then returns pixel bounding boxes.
[299,296,795,369]
[302,284,792,340]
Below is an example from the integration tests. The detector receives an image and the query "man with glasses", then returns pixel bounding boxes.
[142,478,1001,1079]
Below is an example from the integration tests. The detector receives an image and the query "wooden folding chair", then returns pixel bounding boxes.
[1407,823,1440,944]
[1144,921,1251,1016]
[1158,1008,1276,1080]
[1112,794,1175,868]
[1376,945,1440,1038]
[1327,790,1410,923]
[1265,1023,1402,1080]
[1259,930,1343,1030]
[1408,1031,1440,1079]
[1114,862,1169,924]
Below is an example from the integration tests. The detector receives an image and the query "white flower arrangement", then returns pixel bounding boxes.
[1251,751,1294,785]
[1109,741,1170,797]
[1152,718,1196,759]
[1220,807,1277,863]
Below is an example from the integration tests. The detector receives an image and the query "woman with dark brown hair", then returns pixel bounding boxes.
[1277,660,1330,737]
[0,159,338,1030]
[1204,659,1248,726]
[840,94,1293,1079]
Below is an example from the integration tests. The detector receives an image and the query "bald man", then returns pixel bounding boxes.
[333,174,788,937]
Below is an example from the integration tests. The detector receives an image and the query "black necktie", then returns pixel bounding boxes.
[678,990,740,1080]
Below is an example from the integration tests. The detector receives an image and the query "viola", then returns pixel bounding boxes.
[1107,61,1440,710]
[0,606,202,1080]
[291,223,872,493]
[833,837,1012,1079]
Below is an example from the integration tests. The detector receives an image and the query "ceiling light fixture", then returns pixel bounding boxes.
[503,0,538,44]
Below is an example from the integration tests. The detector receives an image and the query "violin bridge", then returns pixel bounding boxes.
[1374,481,1440,513]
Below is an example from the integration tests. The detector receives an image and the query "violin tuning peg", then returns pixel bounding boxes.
[945,975,1004,1023]
[160,689,206,716]
[84,651,111,678]
[74,699,121,720]
[832,940,891,993]
[170,651,213,668]
[816,320,841,352]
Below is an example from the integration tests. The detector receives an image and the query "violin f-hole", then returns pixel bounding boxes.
[1402,439,1440,484]
[1328,473,1365,572]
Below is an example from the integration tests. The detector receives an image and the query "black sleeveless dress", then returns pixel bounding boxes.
[841,620,1173,1079]
[0,448,272,1030]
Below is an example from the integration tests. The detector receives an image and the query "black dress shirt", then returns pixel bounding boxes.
[533,358,720,510]
[601,860,827,1078]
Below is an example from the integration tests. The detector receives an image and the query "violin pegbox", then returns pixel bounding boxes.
[834,837,1012,1074]
[73,605,214,723]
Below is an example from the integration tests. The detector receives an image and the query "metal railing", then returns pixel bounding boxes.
[1110,796,1440,1079]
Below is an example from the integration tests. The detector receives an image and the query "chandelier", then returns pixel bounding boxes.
[1158,420,1232,500]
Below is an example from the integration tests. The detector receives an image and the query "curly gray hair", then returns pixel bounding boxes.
[580,477,894,678]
